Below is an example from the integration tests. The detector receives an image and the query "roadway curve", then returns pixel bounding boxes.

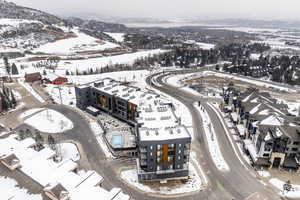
[146,71,283,200]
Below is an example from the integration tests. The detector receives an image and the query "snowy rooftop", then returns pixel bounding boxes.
[91,78,162,106]
[79,78,190,142]
[0,135,129,200]
[139,126,190,142]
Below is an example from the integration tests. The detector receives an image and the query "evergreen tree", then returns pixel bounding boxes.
[65,70,70,76]
[11,63,19,75]
[43,70,47,75]
[10,90,16,107]
[3,57,10,75]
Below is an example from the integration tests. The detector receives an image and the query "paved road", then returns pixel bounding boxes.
[1,74,284,200]
[146,72,283,200]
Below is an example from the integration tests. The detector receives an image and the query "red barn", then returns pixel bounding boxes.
[44,74,68,85]
[52,77,68,85]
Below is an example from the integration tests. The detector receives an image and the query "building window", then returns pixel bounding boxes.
[178,156,181,160]
[157,166,161,171]
[150,145,153,150]
[293,141,299,145]
[178,143,182,147]
[150,152,153,156]
[157,144,161,150]
[292,148,298,151]
[178,150,181,154]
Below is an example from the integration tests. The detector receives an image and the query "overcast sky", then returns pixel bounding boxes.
[10,0,300,20]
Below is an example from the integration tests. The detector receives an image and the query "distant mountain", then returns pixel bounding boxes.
[0,0,132,52]
[190,18,300,30]
[0,0,63,24]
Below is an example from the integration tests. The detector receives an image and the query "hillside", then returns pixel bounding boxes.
[0,0,131,55]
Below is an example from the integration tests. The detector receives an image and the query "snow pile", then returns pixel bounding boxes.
[195,104,230,171]
[120,163,202,195]
[34,29,119,55]
[0,176,42,200]
[257,170,270,177]
[60,143,80,161]
[104,32,125,42]
[270,178,300,198]
[22,108,73,133]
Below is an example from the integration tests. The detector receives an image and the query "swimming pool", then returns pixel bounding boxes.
[111,135,123,148]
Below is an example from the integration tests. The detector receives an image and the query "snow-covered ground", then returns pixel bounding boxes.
[33,28,119,55]
[104,32,125,42]
[198,71,297,92]
[16,49,165,75]
[45,85,76,106]
[60,143,80,162]
[165,74,203,97]
[120,163,202,195]
[19,80,45,103]
[196,42,215,50]
[270,178,300,198]
[0,18,41,28]
[19,108,44,119]
[195,103,230,171]
[0,176,42,200]
[277,99,300,116]
[257,170,271,178]
[21,108,73,133]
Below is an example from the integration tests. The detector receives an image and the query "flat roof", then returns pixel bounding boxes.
[139,126,190,142]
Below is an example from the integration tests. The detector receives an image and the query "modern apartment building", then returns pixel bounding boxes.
[75,78,192,181]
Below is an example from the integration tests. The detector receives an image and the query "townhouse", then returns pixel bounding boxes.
[224,88,300,169]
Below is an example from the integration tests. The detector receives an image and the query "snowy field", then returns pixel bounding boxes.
[45,85,76,106]
[120,163,202,195]
[16,49,165,75]
[33,28,119,55]
[0,176,42,200]
[21,108,73,133]
[104,32,125,42]
[196,42,215,50]
[195,103,230,171]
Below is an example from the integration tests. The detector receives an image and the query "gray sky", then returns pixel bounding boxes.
[10,0,300,20]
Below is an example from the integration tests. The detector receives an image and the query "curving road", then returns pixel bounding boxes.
[145,71,283,200]
[3,73,284,200]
